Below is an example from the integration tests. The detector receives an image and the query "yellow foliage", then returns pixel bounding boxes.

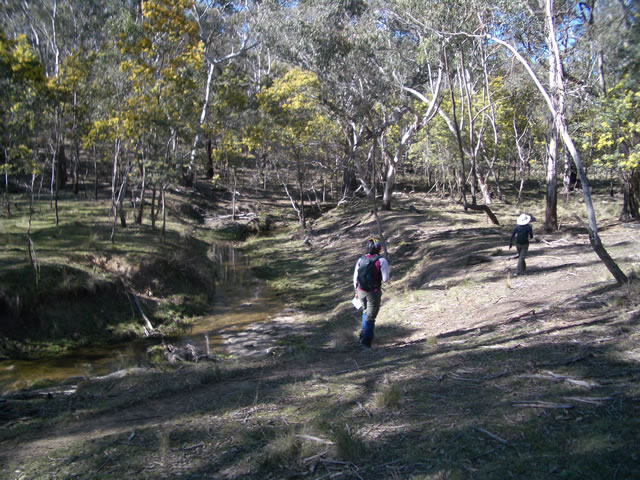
[589,74,640,172]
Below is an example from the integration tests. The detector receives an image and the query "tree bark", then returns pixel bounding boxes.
[296,154,306,228]
[150,184,157,229]
[136,160,146,224]
[544,123,558,232]
[620,169,640,221]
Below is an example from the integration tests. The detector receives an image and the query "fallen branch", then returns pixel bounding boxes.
[474,427,508,445]
[304,451,329,464]
[512,400,574,409]
[534,353,592,368]
[341,220,361,233]
[182,443,204,451]
[296,434,334,445]
[90,456,113,478]
[356,400,372,418]
[521,372,600,389]
[505,309,536,324]
[8,386,77,400]
[562,396,613,406]
[132,294,154,334]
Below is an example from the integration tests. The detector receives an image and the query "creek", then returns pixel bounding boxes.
[0,242,283,395]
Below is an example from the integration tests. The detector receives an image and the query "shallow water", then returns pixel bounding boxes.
[0,242,283,395]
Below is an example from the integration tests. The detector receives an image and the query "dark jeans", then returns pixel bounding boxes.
[357,289,382,346]
[516,242,529,274]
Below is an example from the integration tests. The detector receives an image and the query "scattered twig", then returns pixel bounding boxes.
[182,443,204,451]
[449,373,482,383]
[562,396,613,406]
[303,451,329,464]
[512,400,574,409]
[113,415,161,423]
[91,456,113,477]
[534,353,591,368]
[356,400,372,418]
[624,307,640,319]
[505,309,536,324]
[321,459,354,466]
[521,371,600,389]
[296,434,334,445]
[474,427,509,445]
[583,337,616,346]
[341,220,361,233]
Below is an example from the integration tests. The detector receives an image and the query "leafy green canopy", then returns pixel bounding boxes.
[0,31,46,176]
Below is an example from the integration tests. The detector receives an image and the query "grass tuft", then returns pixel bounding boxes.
[332,424,366,461]
[375,383,403,409]
[157,429,171,461]
[261,430,300,468]
[87,231,101,250]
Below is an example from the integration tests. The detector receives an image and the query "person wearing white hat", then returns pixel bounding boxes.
[509,214,534,275]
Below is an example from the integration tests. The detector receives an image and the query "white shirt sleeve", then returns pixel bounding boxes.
[379,257,390,283]
[353,257,361,291]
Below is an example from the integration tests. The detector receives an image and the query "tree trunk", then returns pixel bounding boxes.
[186,63,215,187]
[444,48,468,208]
[111,139,121,219]
[513,115,529,205]
[93,146,99,201]
[296,155,306,228]
[382,160,397,211]
[111,159,132,243]
[3,148,10,217]
[72,90,79,196]
[150,184,157,229]
[620,169,640,221]
[161,185,166,243]
[118,175,129,228]
[544,123,558,232]
[136,161,146,224]
[232,169,237,221]
[206,138,214,179]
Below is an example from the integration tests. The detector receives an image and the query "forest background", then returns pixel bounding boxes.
[2,0,640,278]
[1,1,640,479]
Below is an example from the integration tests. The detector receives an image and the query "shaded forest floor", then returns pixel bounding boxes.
[1,183,640,479]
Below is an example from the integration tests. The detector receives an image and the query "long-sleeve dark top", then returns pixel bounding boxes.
[510,224,533,248]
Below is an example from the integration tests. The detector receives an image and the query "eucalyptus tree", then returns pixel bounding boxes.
[580,0,640,220]
[114,0,203,238]
[0,30,46,219]
[258,0,426,218]
[1,0,132,223]
[389,0,503,223]
[256,67,339,227]
[2,0,69,223]
[185,0,260,187]
[481,0,628,283]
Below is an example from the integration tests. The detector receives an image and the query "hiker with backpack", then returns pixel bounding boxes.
[509,213,534,275]
[353,238,389,348]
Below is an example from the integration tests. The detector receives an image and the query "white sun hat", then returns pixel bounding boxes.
[517,213,532,225]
